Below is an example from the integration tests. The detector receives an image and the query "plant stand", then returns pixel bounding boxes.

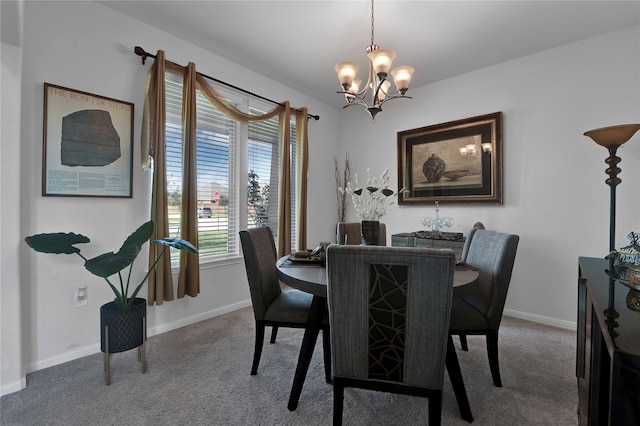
[100,298,147,385]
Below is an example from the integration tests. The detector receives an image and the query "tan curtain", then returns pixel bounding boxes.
[295,108,309,251]
[177,63,200,298]
[141,55,309,301]
[277,104,292,256]
[141,50,173,305]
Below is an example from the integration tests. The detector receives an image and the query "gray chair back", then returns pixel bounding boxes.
[326,245,455,388]
[460,228,519,329]
[239,227,281,321]
[337,222,387,246]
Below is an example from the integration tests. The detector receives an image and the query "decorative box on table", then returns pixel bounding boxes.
[391,231,466,260]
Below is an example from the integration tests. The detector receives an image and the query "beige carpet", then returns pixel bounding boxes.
[1,307,578,425]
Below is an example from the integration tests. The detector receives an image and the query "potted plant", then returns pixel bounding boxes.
[339,167,401,245]
[24,220,198,384]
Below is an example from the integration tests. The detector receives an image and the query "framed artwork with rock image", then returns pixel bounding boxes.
[397,112,503,204]
[43,83,134,197]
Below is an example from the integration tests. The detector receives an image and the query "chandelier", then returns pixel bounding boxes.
[335,0,415,119]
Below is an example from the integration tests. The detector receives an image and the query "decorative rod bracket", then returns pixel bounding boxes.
[134,46,155,65]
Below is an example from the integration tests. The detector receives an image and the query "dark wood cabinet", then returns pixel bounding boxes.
[577,257,640,425]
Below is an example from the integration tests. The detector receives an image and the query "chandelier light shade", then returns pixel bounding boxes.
[391,66,415,95]
[369,48,395,74]
[336,61,359,88]
[335,0,414,119]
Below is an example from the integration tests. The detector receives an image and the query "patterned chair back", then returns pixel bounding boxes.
[326,245,455,388]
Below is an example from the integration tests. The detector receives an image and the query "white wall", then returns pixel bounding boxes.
[1,0,340,394]
[336,25,640,328]
[1,40,26,395]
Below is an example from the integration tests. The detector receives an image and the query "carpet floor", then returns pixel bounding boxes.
[1,307,578,425]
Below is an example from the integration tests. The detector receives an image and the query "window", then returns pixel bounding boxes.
[247,106,297,242]
[164,72,297,262]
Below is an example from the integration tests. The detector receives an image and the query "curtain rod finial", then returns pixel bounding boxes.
[134,46,149,65]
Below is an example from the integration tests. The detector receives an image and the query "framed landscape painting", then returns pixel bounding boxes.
[42,83,134,197]
[397,112,503,204]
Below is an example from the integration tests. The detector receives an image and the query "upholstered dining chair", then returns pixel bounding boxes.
[450,228,520,387]
[239,227,330,376]
[326,245,470,425]
[336,222,387,246]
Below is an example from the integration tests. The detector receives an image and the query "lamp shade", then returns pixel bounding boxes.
[369,48,396,74]
[391,66,415,91]
[376,80,391,101]
[348,78,362,94]
[335,61,359,87]
[584,124,640,148]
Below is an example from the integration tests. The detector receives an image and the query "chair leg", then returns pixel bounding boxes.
[251,321,266,375]
[486,329,502,387]
[270,325,279,344]
[333,381,344,426]
[459,334,469,351]
[429,391,443,426]
[446,336,474,423]
[322,327,332,383]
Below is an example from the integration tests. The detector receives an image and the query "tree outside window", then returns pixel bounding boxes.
[248,169,269,227]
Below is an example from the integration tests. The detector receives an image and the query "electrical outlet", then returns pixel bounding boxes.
[73,287,88,308]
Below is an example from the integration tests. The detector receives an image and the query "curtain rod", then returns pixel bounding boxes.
[134,46,320,121]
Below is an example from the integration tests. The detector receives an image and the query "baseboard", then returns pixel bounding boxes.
[27,299,252,375]
[1,377,27,397]
[504,308,576,330]
[29,344,101,373]
[24,302,571,380]
[148,300,252,336]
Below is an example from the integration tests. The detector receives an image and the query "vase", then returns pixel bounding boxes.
[422,153,446,183]
[361,220,381,245]
[100,297,147,384]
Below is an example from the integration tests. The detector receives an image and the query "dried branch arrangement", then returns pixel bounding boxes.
[334,153,352,222]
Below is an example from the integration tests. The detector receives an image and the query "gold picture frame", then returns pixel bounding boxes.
[397,112,503,204]
[43,83,134,197]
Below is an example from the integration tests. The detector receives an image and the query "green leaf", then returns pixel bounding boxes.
[84,245,140,278]
[25,233,90,254]
[120,221,154,253]
[153,238,199,254]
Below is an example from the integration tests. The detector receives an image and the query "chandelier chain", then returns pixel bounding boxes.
[370,0,375,46]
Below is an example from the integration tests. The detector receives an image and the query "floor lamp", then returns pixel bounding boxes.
[584,123,640,323]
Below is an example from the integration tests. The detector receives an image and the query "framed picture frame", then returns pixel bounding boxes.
[42,83,134,197]
[397,112,503,205]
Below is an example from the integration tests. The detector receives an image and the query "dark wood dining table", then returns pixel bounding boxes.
[276,254,477,421]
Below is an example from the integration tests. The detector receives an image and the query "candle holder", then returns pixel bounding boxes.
[421,201,454,233]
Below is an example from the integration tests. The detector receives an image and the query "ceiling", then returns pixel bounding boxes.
[101,1,639,109]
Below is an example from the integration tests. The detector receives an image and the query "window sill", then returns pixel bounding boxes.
[170,254,243,272]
